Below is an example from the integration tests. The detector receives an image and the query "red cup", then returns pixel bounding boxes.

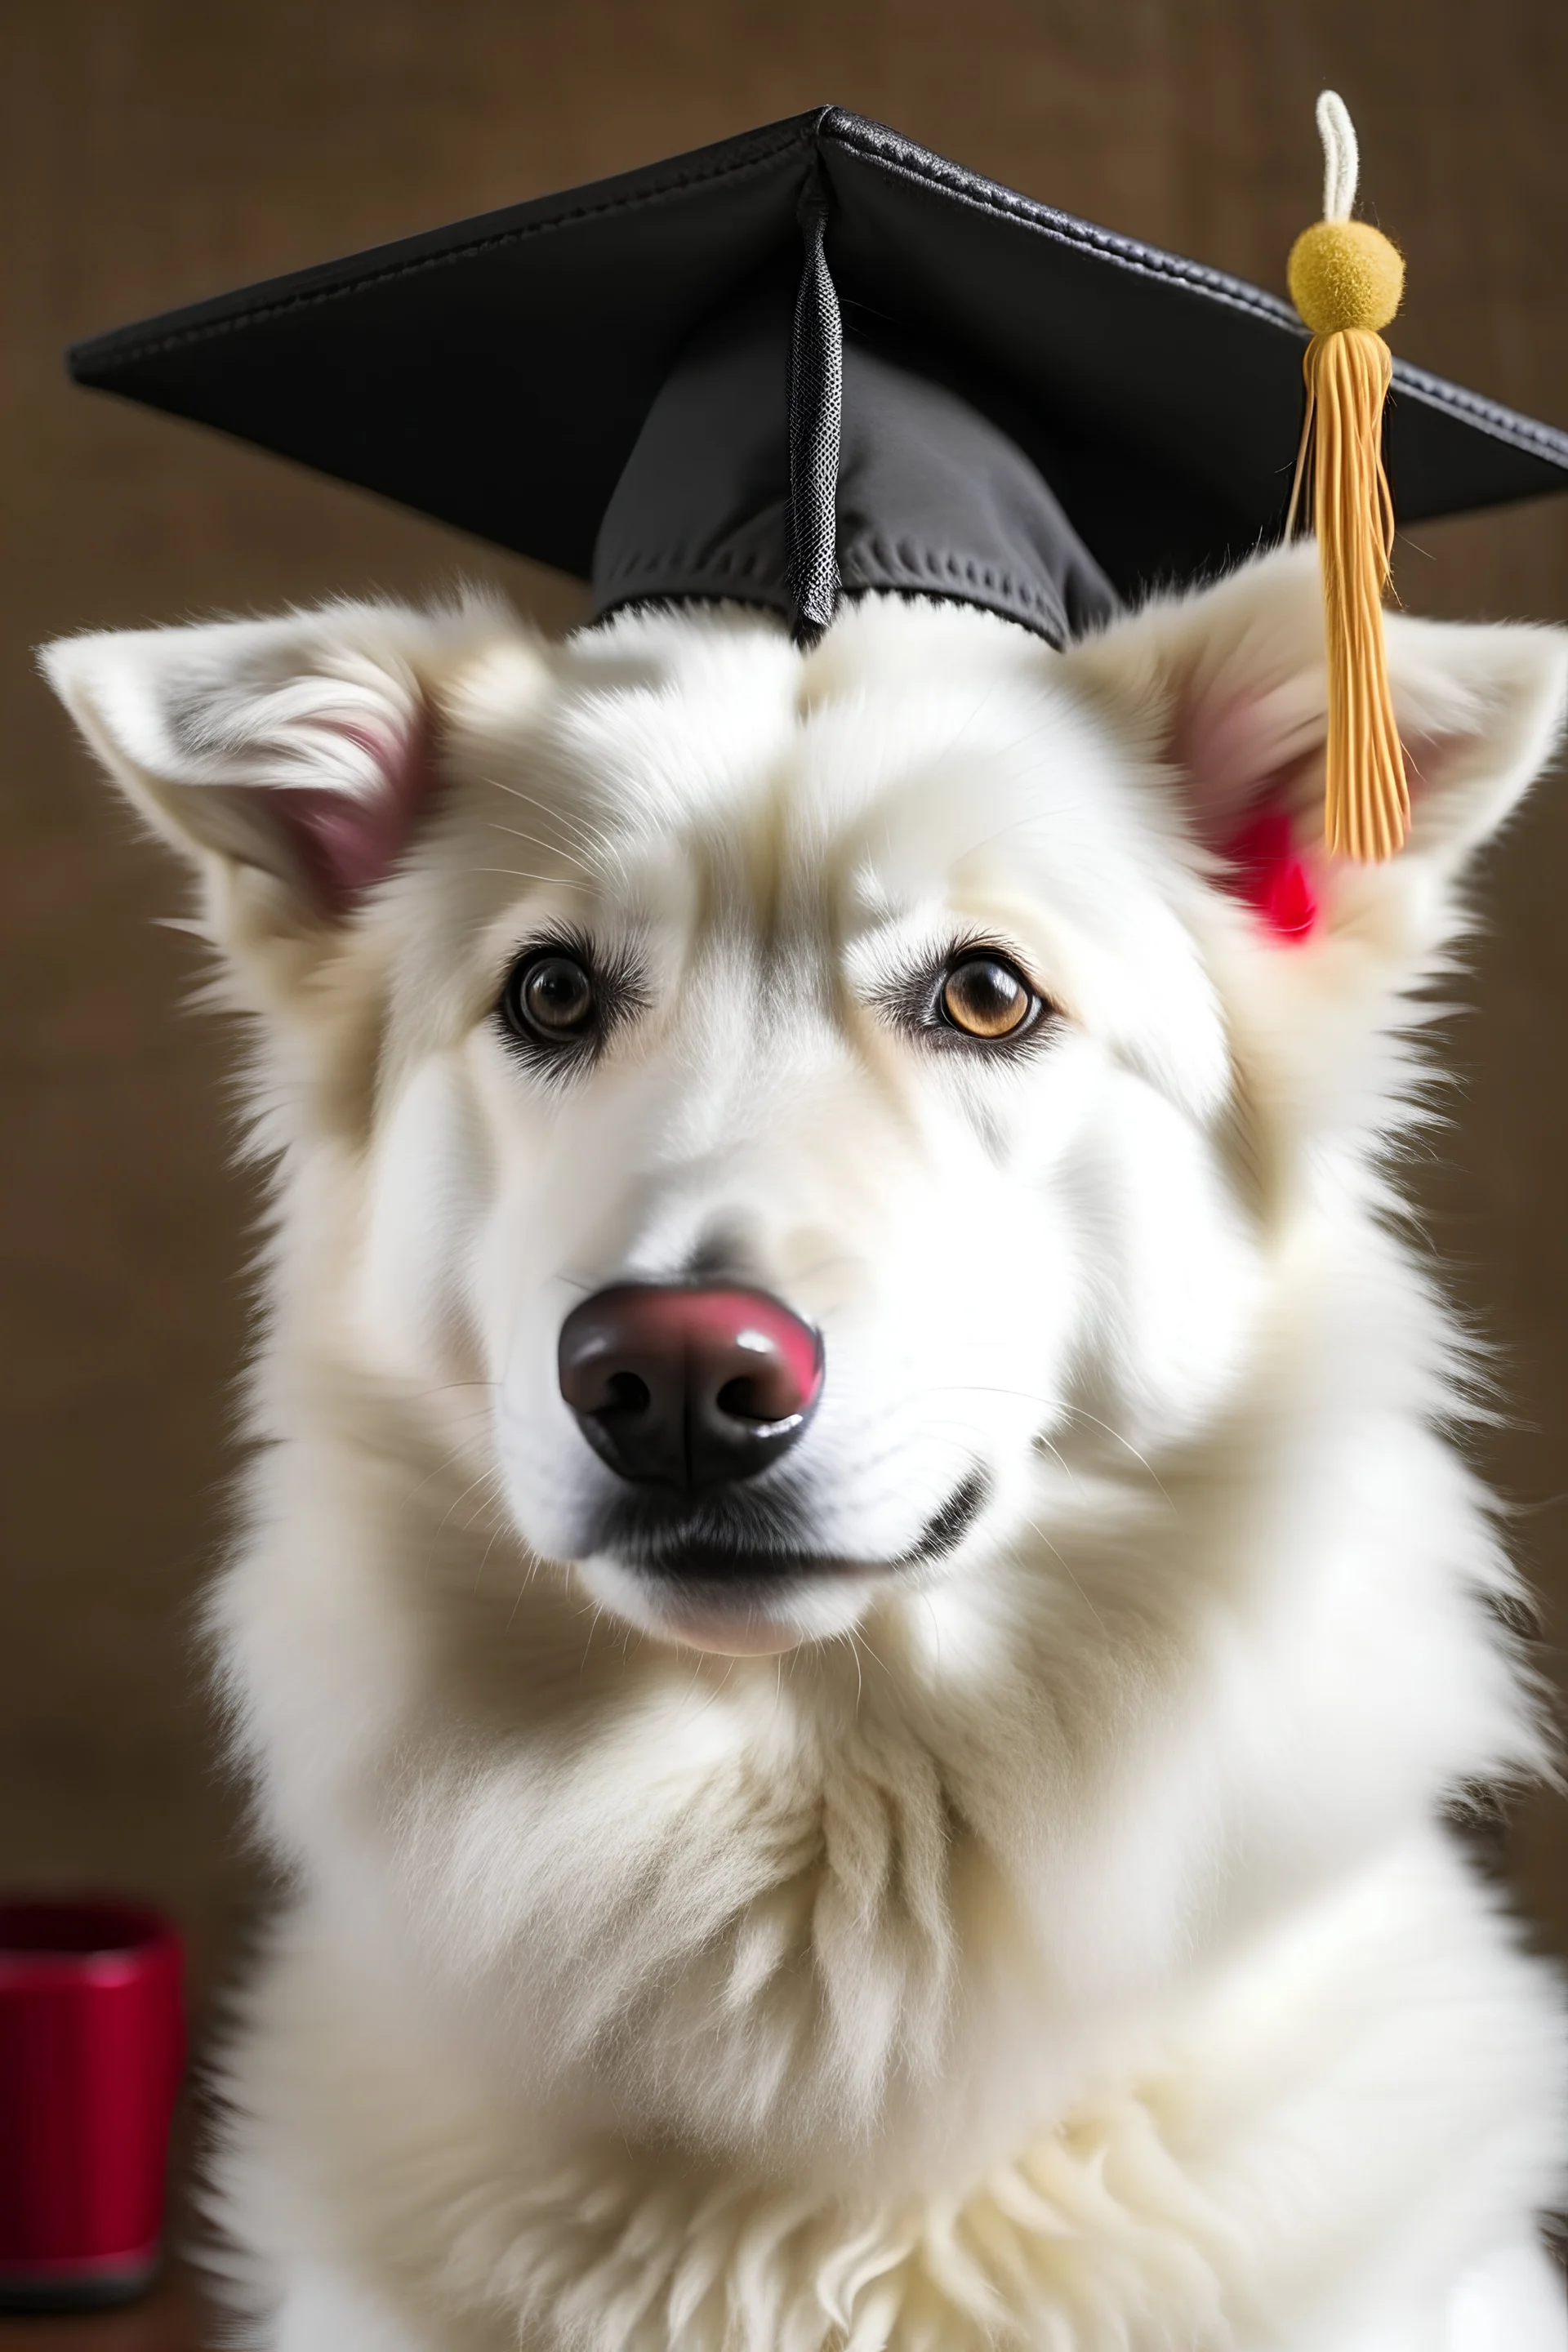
[0,1899,185,2312]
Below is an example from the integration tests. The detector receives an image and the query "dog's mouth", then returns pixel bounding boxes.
[577,1470,991,1653]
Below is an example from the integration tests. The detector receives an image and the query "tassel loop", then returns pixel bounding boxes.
[1286,92,1409,862]
[787,171,844,646]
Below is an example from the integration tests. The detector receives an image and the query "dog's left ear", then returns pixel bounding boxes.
[1066,546,1568,948]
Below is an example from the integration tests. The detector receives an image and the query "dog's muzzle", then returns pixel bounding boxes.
[558,1286,988,1598]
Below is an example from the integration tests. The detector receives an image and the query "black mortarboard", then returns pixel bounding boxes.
[68,106,1568,660]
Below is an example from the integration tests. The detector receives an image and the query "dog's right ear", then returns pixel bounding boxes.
[39,599,516,956]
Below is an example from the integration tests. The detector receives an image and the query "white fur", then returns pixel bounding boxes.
[42,551,1568,2350]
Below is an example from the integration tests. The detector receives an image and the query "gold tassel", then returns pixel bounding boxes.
[1286,92,1410,862]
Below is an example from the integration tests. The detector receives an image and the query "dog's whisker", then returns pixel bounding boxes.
[920,1381,1174,1508]
[835,1626,864,1715]
[488,781,629,884]
[471,1517,509,1596]
[472,863,575,887]
[416,1466,511,1586]
[580,1603,605,1673]
[1028,1426,1086,1503]
[1054,1405,1178,1512]
[1022,1515,1114,1641]
[919,1590,946,1675]
[846,1620,890,1680]
[485,819,594,875]
[398,1441,501,1512]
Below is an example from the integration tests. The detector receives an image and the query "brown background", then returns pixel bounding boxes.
[2,0,1566,2035]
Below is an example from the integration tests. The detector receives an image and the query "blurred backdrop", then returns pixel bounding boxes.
[2,0,1566,2023]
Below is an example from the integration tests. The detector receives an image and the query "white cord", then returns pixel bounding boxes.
[1316,90,1359,221]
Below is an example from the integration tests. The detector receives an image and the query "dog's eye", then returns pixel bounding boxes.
[940,954,1036,1040]
[504,951,597,1043]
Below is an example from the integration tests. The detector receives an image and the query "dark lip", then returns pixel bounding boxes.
[601,1468,991,1588]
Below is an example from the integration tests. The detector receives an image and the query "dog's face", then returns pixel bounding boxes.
[43,559,1566,1659]
[406,596,1258,1655]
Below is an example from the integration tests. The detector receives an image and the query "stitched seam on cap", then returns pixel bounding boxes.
[600,547,780,585]
[82,130,814,367]
[822,120,1568,466]
[819,118,1301,326]
[1387,363,1568,461]
[850,532,1057,616]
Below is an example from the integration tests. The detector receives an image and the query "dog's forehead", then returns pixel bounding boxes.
[458,603,1156,921]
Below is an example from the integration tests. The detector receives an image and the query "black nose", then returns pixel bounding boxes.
[558,1285,824,1490]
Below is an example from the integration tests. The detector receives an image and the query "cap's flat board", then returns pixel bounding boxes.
[69,107,1568,597]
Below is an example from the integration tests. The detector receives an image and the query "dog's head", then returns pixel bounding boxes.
[42,555,1566,1659]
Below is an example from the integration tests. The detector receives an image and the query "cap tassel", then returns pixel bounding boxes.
[1285,91,1410,862]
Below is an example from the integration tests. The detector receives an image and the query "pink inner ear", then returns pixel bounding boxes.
[277,712,431,916]
[1219,810,1319,942]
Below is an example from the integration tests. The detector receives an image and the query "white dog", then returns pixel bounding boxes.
[42,549,1568,2350]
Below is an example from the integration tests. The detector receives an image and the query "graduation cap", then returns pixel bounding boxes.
[69,100,1568,860]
